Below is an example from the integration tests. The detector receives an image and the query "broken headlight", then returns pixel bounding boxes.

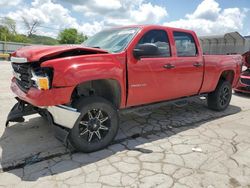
[242,65,248,72]
[31,67,53,90]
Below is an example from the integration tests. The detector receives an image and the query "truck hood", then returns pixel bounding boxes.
[243,51,250,68]
[11,45,108,62]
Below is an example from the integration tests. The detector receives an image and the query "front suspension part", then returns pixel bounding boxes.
[5,98,37,127]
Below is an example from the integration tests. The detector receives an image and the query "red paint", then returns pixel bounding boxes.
[11,78,75,106]
[12,45,108,62]
[10,25,242,108]
[235,51,250,93]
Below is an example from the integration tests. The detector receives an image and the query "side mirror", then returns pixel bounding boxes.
[133,43,158,59]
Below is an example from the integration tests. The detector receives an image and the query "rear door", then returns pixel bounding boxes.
[171,31,204,97]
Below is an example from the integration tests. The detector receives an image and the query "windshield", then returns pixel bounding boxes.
[83,27,140,53]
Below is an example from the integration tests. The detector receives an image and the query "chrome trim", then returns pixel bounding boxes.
[12,70,21,80]
[11,57,28,63]
[48,105,80,129]
[57,105,77,112]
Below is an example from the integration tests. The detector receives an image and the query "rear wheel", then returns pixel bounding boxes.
[69,96,119,153]
[207,80,232,111]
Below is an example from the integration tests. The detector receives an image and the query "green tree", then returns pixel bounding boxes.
[76,32,88,43]
[58,28,87,44]
[12,34,31,43]
[29,34,58,45]
[2,17,17,34]
[0,26,30,43]
[0,26,10,41]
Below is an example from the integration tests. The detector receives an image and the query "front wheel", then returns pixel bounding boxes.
[69,97,119,153]
[207,80,232,111]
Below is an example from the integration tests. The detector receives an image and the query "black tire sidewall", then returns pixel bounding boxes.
[218,81,232,109]
[69,97,119,152]
[208,80,232,111]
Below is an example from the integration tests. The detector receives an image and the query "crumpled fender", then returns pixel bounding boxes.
[41,53,126,88]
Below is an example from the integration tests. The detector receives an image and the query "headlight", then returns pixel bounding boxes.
[242,65,248,72]
[33,76,50,90]
[31,67,53,90]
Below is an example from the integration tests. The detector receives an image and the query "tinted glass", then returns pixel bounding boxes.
[137,30,171,57]
[174,32,198,57]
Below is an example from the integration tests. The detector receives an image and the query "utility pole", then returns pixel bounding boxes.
[4,34,6,54]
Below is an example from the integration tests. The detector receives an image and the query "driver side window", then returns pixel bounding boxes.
[137,30,171,57]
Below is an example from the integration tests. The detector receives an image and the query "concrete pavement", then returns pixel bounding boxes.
[0,61,250,187]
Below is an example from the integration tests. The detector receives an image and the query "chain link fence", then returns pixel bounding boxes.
[199,32,250,55]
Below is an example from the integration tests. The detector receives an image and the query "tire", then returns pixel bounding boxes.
[69,96,119,153]
[207,80,232,111]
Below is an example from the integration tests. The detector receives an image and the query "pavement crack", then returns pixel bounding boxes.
[0,106,242,173]
[229,140,240,167]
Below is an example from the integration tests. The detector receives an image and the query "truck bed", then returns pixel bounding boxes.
[200,54,242,93]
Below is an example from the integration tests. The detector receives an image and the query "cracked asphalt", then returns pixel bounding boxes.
[0,61,250,187]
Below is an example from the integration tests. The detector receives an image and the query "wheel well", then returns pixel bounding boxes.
[219,70,235,84]
[71,79,121,108]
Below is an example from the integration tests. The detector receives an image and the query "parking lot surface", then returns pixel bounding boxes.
[0,61,250,187]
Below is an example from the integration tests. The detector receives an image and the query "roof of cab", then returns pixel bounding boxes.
[107,24,196,34]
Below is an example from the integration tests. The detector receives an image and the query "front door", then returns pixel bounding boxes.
[126,29,177,106]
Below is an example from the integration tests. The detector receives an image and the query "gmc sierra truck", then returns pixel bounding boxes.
[6,25,242,152]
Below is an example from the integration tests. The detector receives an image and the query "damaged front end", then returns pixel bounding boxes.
[6,98,81,144]
[6,98,37,127]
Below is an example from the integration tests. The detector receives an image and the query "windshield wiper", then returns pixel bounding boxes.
[82,44,101,49]
[90,46,101,49]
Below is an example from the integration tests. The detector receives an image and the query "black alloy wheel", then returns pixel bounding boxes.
[78,109,110,143]
[219,86,230,107]
[69,96,119,153]
[207,80,232,111]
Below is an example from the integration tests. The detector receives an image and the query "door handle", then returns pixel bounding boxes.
[193,62,202,67]
[163,64,175,69]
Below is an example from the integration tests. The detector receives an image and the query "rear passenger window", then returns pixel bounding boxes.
[137,30,171,57]
[174,32,198,57]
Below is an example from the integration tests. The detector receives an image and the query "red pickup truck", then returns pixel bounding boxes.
[6,25,242,152]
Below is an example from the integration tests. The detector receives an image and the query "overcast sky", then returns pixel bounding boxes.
[0,0,249,38]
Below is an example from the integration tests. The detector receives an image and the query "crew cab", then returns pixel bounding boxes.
[6,25,242,152]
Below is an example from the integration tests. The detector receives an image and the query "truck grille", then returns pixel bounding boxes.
[12,63,33,92]
[241,78,250,86]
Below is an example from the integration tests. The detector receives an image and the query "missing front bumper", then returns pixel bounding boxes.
[6,98,37,127]
[6,99,80,129]
[6,99,81,146]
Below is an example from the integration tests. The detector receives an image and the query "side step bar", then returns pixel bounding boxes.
[120,94,207,115]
